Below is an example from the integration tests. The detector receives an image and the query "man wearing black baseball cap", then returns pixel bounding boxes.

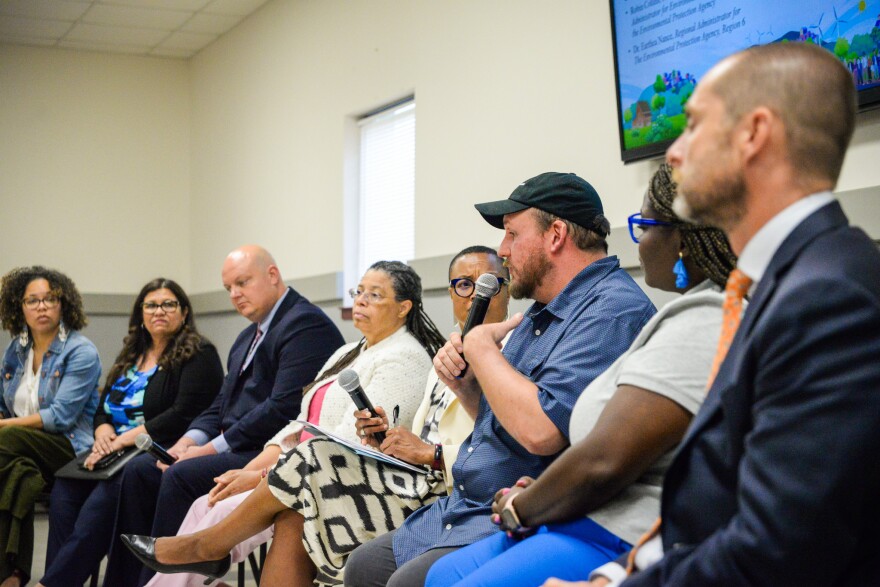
[345,172,656,587]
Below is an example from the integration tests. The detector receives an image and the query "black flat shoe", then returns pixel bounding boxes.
[121,534,231,585]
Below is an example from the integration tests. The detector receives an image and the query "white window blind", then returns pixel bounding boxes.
[356,100,415,278]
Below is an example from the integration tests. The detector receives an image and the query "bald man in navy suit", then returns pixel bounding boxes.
[563,43,880,587]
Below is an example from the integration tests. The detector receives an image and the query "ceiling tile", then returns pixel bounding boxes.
[82,4,192,30]
[64,22,170,45]
[179,11,238,35]
[0,33,57,46]
[0,15,71,37]
[149,45,193,58]
[100,0,211,10]
[203,0,269,17]
[0,0,90,20]
[156,29,214,50]
[57,38,152,54]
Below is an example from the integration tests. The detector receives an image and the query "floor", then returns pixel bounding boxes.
[32,506,259,587]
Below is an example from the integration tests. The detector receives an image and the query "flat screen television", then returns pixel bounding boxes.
[609,0,880,163]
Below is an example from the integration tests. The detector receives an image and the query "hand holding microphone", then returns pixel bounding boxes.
[458,273,501,375]
[339,369,386,444]
[136,433,178,466]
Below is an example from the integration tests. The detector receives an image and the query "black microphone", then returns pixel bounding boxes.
[461,273,501,337]
[458,273,501,377]
[338,369,386,444]
[135,433,178,465]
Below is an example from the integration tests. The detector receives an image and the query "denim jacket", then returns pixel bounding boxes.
[1,330,102,453]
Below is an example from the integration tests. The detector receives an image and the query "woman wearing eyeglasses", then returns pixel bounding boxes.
[35,278,224,587]
[127,260,447,587]
[422,163,739,587]
[127,250,508,587]
[0,266,102,587]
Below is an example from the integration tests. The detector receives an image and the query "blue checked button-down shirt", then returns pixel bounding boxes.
[393,256,656,565]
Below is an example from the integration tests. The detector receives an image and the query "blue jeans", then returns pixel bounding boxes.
[425,517,631,587]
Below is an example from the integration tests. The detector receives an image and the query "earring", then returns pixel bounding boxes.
[58,321,68,342]
[673,252,690,289]
[19,329,28,347]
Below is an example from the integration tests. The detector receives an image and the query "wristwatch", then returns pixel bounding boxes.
[500,493,532,535]
[432,443,443,471]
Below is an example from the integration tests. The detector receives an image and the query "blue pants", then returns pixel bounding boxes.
[41,475,123,587]
[103,450,258,587]
[425,518,630,587]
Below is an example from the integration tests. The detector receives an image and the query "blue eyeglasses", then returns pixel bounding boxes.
[627,213,675,243]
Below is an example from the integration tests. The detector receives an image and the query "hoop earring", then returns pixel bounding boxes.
[673,252,690,289]
[19,328,29,347]
[58,321,68,342]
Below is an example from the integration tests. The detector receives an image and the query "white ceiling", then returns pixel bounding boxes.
[0,0,270,59]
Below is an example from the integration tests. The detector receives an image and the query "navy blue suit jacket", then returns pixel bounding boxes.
[187,287,344,452]
[625,201,880,586]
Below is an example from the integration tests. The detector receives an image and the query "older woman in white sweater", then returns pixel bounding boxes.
[137,260,447,587]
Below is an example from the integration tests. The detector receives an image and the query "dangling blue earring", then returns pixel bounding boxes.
[673,252,690,289]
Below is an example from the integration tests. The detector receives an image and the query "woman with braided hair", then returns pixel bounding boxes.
[127,259,454,587]
[422,163,739,587]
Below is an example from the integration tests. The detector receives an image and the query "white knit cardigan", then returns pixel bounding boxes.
[266,326,433,451]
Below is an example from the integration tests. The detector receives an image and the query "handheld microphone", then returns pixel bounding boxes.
[135,433,178,465]
[458,273,501,376]
[461,273,501,337]
[338,369,386,444]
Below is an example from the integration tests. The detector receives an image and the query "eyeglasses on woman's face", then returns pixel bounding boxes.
[627,212,675,244]
[142,300,181,314]
[22,294,60,311]
[449,276,508,298]
[348,288,385,304]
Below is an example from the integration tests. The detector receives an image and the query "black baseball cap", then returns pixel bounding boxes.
[474,172,604,230]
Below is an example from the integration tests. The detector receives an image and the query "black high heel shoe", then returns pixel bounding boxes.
[121,534,231,585]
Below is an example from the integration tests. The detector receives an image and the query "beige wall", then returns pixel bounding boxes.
[186,0,880,292]
[0,44,190,294]
[2,0,880,300]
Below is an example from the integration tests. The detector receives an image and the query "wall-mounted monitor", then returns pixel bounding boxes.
[609,0,880,163]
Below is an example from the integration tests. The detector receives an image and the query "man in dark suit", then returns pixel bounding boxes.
[561,43,880,587]
[105,245,344,586]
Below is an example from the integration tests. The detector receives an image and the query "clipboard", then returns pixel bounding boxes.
[54,446,143,481]
[294,420,428,475]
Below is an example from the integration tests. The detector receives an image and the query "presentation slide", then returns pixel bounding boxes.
[612,0,880,152]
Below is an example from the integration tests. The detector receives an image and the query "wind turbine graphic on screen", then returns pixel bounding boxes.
[757,26,774,42]
[831,5,848,39]
[809,13,825,40]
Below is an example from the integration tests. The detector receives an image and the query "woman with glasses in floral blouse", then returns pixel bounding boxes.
[35,278,224,587]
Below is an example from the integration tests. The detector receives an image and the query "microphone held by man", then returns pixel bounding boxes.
[458,272,502,376]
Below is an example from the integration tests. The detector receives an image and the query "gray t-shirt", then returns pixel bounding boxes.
[568,280,726,544]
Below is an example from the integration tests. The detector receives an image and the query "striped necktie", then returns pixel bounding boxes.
[240,327,263,375]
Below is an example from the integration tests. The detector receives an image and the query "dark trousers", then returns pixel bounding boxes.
[103,450,258,587]
[41,474,123,586]
[343,529,460,587]
[0,426,74,583]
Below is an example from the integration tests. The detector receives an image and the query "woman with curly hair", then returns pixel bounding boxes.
[0,266,102,587]
[125,260,450,587]
[35,278,224,587]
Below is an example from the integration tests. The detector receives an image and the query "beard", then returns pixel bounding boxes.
[673,162,746,232]
[508,248,552,300]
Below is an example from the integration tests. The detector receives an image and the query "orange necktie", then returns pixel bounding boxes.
[626,268,752,574]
